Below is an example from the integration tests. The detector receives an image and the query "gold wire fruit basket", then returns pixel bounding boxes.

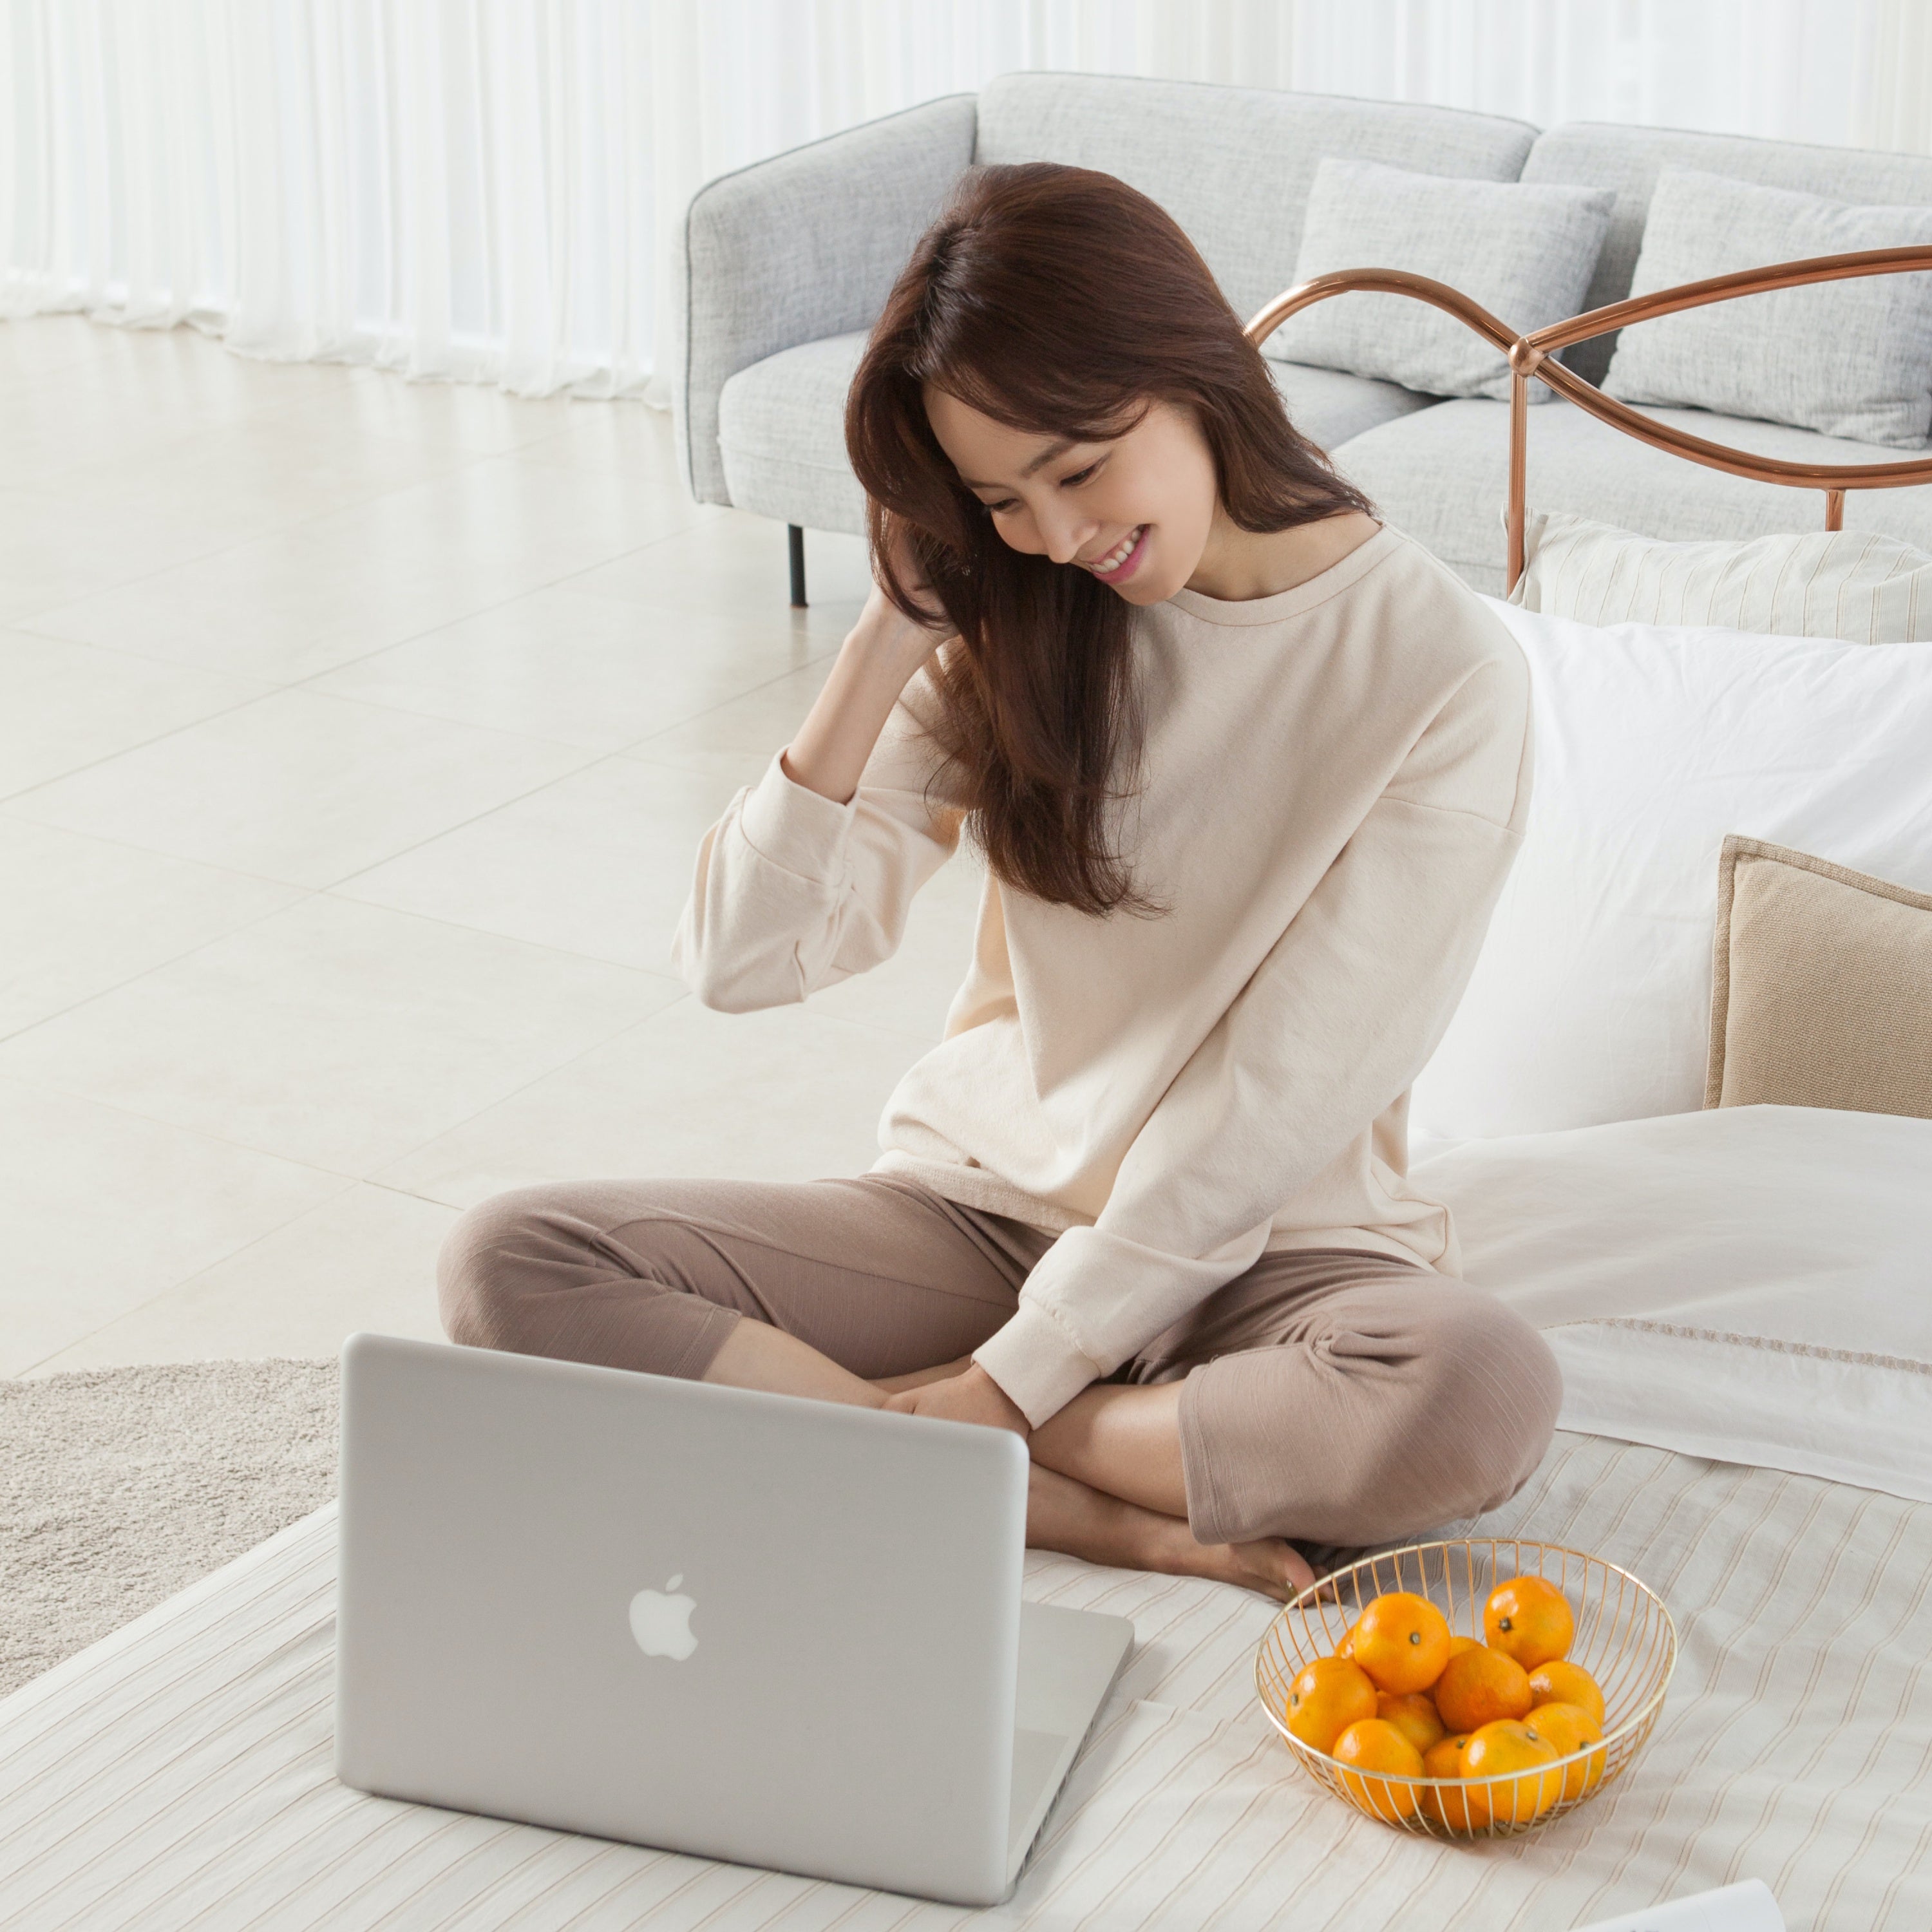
[1255,1539,1676,1839]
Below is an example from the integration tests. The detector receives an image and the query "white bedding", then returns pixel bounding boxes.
[3,1429,1926,1931]
[1417,1105,1932,1502]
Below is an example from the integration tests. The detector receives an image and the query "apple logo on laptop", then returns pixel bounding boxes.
[629,1574,697,1660]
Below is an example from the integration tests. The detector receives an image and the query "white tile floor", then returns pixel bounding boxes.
[1,316,978,1376]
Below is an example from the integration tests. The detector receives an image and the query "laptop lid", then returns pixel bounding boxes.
[336,1334,1029,1905]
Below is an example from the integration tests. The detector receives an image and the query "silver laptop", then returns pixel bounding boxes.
[334,1334,1133,1907]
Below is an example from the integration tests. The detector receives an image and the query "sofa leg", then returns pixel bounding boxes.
[788,525,807,607]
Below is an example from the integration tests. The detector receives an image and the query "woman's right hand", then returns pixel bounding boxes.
[853,518,956,679]
[780,520,955,806]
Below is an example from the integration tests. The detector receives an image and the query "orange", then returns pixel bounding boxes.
[1433,1644,1533,1733]
[1446,1634,1484,1662]
[1376,1690,1446,1756]
[1283,1656,1378,1754]
[1528,1660,1605,1728]
[1484,1577,1575,1671]
[1331,1718,1423,1822]
[1416,1731,1477,1828]
[1461,1718,1562,1828]
[1525,1702,1607,1802]
[1352,1592,1453,1695]
[1336,1618,1360,1660]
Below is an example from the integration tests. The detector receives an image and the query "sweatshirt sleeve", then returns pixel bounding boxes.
[972,656,1533,1428]
[671,676,962,1012]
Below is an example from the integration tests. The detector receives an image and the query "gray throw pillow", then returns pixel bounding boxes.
[1267,158,1613,403]
[1604,167,1932,449]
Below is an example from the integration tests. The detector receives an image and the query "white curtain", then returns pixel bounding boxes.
[3,0,1927,402]
[1,1,658,395]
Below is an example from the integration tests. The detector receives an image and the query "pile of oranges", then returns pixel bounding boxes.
[1282,1576,1608,1830]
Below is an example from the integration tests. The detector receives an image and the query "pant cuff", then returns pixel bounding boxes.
[1176,1365,1236,1546]
[660,1300,743,1381]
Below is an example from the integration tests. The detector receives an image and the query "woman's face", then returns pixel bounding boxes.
[923,388,1219,606]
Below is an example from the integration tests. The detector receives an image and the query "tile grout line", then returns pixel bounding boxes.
[3,412,716,674]
[3,498,733,692]
[8,1171,376,1381]
[351,988,940,1222]
[310,989,706,1213]
[0,356,377,498]
[256,507,781,695]
[0,681,286,811]
[0,1061,369,1186]
[0,440,520,632]
[0,877,319,1050]
[607,645,847,759]
[319,881,696,984]
[301,647,848,900]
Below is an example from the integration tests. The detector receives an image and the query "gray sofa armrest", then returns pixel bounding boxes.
[670,94,978,506]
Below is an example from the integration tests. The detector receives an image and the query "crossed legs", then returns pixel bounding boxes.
[438,1174,1560,1602]
[699,1318,1314,1595]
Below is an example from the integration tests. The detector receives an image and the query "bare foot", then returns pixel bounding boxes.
[1155,1522,1318,1603]
[1025,1464,1316,1602]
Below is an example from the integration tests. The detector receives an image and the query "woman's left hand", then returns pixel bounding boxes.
[882,1363,1031,1437]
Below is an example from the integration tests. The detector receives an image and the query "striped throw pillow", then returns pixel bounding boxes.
[1508,509,1932,643]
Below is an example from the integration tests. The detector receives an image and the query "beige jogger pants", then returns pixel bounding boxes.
[437,1172,1559,1549]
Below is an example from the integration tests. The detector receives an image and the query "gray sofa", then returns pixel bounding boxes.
[669,73,1932,598]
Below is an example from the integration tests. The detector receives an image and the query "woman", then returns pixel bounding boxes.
[440,164,1559,1602]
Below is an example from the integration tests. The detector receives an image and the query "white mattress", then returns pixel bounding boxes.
[3,1430,1926,1931]
[1416,1106,1932,1501]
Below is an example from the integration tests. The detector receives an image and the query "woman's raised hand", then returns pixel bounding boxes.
[781,519,954,806]
[855,515,956,674]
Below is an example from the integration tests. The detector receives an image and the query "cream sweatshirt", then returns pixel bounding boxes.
[673,527,1533,1427]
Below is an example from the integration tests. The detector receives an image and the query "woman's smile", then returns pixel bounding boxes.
[1083,524,1149,583]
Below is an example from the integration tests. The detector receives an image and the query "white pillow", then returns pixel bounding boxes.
[1408,603,1932,1139]
[1267,158,1613,402]
[1511,509,1932,645]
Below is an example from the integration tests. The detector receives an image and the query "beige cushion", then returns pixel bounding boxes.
[1706,835,1932,1117]
[1510,509,1932,643]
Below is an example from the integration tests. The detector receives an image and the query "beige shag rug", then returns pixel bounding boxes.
[0,1360,338,1698]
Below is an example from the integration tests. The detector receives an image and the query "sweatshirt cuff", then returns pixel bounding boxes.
[972,1300,1103,1428]
[735,751,855,882]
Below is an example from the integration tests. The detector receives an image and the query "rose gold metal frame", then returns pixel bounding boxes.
[1245,247,1932,592]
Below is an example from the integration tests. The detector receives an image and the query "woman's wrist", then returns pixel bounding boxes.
[844,596,950,681]
[781,596,947,806]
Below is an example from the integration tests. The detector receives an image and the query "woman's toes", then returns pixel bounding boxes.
[1228,1536,1316,1602]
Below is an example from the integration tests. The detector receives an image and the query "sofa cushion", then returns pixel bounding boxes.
[1333,395,1932,595]
[974,73,1535,345]
[1522,122,1932,384]
[717,332,871,536]
[1603,169,1932,448]
[718,332,1434,536]
[1275,159,1612,402]
[1268,361,1436,451]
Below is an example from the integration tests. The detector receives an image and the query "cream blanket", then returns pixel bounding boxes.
[2,1430,1925,1929]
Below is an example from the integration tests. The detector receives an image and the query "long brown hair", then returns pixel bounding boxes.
[845,162,1372,915]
